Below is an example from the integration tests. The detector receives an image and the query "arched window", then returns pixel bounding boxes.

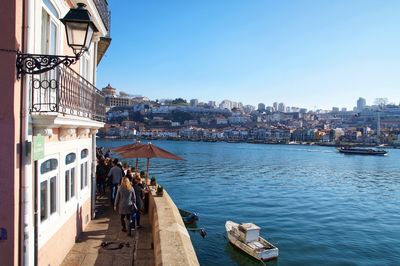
[65,153,76,202]
[39,158,58,222]
[80,148,89,189]
[40,159,58,174]
[81,149,89,159]
[65,153,76,165]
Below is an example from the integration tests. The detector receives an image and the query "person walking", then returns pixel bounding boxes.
[133,176,144,228]
[96,157,107,196]
[108,159,124,204]
[114,177,137,236]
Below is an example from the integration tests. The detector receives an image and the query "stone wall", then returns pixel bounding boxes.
[149,189,199,266]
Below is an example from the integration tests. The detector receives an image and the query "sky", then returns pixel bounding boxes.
[97,0,400,110]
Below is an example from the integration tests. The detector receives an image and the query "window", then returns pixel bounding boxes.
[39,158,58,223]
[81,149,89,159]
[65,170,70,202]
[65,153,76,165]
[80,162,88,189]
[40,181,48,222]
[40,159,58,174]
[50,176,57,214]
[71,168,75,198]
[65,153,76,202]
[80,149,89,190]
[40,6,59,110]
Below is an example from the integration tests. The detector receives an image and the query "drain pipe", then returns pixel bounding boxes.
[20,0,35,264]
[18,0,26,264]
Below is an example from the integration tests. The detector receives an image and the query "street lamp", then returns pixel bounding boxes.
[16,3,98,78]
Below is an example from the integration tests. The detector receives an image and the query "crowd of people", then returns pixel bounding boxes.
[96,147,147,236]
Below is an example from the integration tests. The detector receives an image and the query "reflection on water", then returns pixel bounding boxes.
[98,140,400,266]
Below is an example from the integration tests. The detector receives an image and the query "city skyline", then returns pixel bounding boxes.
[104,83,395,111]
[97,0,400,110]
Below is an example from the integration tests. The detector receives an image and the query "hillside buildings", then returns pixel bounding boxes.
[101,93,400,145]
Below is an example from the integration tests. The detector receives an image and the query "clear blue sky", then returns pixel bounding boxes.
[97,0,400,110]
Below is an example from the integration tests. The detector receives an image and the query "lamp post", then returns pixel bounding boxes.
[16,3,97,78]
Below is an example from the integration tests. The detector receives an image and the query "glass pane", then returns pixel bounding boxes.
[66,22,88,47]
[49,20,57,55]
[81,149,89,159]
[40,159,58,174]
[50,176,56,214]
[40,181,48,222]
[80,164,84,190]
[41,11,49,54]
[84,25,94,50]
[65,153,76,165]
[43,0,59,18]
[71,168,75,197]
[65,170,70,202]
[84,162,88,187]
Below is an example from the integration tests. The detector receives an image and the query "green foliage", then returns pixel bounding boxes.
[170,110,194,124]
[171,98,188,105]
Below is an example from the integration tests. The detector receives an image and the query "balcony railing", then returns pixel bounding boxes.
[93,0,111,34]
[30,66,105,122]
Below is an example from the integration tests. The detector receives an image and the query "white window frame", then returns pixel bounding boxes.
[38,156,59,226]
[40,2,61,110]
[65,152,77,203]
[80,148,90,192]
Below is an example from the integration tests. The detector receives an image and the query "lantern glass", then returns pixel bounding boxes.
[65,22,89,53]
[61,3,98,56]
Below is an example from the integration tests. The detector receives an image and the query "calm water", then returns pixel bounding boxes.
[98,140,400,266]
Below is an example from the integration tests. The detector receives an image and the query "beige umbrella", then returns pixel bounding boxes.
[112,143,145,172]
[117,143,183,185]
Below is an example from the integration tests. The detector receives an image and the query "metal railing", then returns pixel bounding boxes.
[30,66,105,122]
[93,0,111,34]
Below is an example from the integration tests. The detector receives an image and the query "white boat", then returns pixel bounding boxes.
[225,221,279,261]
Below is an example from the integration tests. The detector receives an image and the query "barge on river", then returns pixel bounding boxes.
[337,147,387,156]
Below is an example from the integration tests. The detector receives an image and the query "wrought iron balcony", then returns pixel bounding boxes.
[93,0,111,34]
[30,66,105,122]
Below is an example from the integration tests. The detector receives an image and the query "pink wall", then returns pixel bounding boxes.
[38,199,91,266]
[0,0,23,265]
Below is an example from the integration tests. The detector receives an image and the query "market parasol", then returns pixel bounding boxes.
[116,143,183,184]
[112,142,145,172]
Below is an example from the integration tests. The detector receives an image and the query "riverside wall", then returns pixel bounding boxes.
[148,189,200,266]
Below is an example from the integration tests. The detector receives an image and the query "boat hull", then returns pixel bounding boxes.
[338,148,387,156]
[225,221,278,261]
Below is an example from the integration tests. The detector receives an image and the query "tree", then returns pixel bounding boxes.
[374,98,388,109]
[171,98,188,105]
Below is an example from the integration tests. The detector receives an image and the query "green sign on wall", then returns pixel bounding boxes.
[33,135,45,161]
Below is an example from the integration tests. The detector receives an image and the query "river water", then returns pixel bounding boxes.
[98,139,400,266]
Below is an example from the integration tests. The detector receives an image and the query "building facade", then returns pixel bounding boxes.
[0,1,111,265]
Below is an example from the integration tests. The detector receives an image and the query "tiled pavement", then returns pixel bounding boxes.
[61,193,154,266]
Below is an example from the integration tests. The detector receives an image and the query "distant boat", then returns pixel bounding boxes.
[337,147,387,156]
[225,221,279,262]
[178,208,199,224]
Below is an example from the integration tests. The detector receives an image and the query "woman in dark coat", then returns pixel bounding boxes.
[114,177,137,236]
[133,176,144,227]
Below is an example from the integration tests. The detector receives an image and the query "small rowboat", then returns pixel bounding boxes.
[178,208,199,225]
[225,221,278,262]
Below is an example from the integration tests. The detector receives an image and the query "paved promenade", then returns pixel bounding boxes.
[61,193,154,266]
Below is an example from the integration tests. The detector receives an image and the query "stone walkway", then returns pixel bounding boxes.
[61,193,154,266]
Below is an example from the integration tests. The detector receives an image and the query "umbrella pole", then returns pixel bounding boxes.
[135,158,138,174]
[146,158,150,186]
